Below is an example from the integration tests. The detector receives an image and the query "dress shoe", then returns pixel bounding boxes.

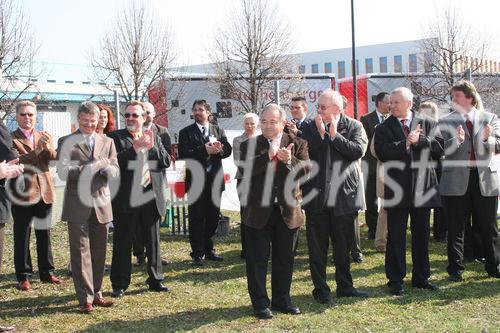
[149,283,171,292]
[313,293,334,305]
[0,324,15,332]
[192,257,204,267]
[161,258,171,265]
[16,280,30,291]
[79,303,94,314]
[271,304,301,315]
[111,289,125,298]
[253,308,273,319]
[41,274,62,285]
[388,283,404,296]
[337,288,369,298]
[413,281,439,291]
[448,274,463,282]
[351,254,363,264]
[134,256,145,267]
[205,253,223,262]
[93,298,114,307]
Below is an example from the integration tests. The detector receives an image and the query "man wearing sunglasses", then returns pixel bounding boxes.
[108,101,171,298]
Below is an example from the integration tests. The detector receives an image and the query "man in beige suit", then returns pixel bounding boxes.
[57,101,119,313]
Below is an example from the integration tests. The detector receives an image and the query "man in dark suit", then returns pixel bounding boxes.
[133,101,172,266]
[9,101,61,291]
[178,100,232,266]
[109,100,171,297]
[285,96,313,137]
[439,80,500,281]
[360,92,390,240]
[239,103,309,319]
[57,101,118,313]
[0,118,22,332]
[374,87,443,296]
[301,90,369,305]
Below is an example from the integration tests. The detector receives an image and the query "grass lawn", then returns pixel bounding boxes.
[0,188,498,332]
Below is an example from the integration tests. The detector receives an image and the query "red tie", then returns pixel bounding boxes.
[465,114,476,161]
[400,119,410,137]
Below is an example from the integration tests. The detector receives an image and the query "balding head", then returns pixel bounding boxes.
[143,101,155,126]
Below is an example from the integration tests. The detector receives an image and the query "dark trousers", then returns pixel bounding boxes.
[444,170,500,276]
[364,173,378,238]
[463,216,485,261]
[12,201,54,282]
[188,182,220,259]
[307,208,356,296]
[244,206,298,311]
[432,206,448,241]
[385,207,431,286]
[132,222,145,260]
[0,223,5,273]
[237,179,246,257]
[110,199,163,290]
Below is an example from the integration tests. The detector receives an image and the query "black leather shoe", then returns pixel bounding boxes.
[271,304,301,315]
[313,294,334,305]
[192,257,204,267]
[337,289,369,298]
[111,289,125,298]
[413,281,439,291]
[351,254,363,264]
[448,274,463,282]
[388,283,404,296]
[149,283,171,292]
[254,308,273,319]
[134,256,145,267]
[205,253,224,262]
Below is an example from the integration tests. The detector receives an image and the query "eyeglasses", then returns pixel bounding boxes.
[316,104,332,111]
[124,113,140,119]
[19,113,35,117]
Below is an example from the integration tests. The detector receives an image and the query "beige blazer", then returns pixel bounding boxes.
[57,132,119,223]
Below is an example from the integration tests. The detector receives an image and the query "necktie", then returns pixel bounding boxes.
[141,152,151,188]
[86,136,94,153]
[465,114,476,161]
[401,119,410,137]
[295,120,302,129]
[269,140,278,172]
[202,126,207,140]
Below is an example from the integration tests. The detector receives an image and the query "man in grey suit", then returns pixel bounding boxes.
[439,80,500,281]
[57,101,119,313]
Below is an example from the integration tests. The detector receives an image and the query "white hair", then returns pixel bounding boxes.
[143,101,155,113]
[243,112,259,123]
[322,89,345,109]
[261,103,286,121]
[391,87,414,102]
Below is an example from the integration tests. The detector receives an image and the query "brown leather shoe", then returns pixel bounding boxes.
[42,275,62,285]
[0,324,15,332]
[93,298,114,307]
[79,303,93,314]
[16,280,30,291]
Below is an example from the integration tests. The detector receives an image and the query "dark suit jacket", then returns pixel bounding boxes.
[11,129,57,205]
[151,123,172,156]
[177,123,232,193]
[374,112,444,209]
[0,122,16,223]
[301,114,368,216]
[57,132,119,223]
[239,133,309,230]
[108,129,170,216]
[361,111,382,175]
[285,118,314,138]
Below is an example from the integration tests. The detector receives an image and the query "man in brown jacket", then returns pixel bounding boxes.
[239,104,309,320]
[57,101,119,313]
[10,101,60,291]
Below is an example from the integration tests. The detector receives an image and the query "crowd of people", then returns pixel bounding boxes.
[0,79,497,330]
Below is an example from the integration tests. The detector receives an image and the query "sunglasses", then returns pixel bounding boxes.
[124,113,140,119]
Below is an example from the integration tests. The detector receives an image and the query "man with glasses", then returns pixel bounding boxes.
[108,101,171,298]
[10,101,61,291]
[301,89,369,304]
[178,100,232,266]
[132,101,172,267]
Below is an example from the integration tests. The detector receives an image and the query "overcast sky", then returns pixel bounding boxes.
[20,0,500,67]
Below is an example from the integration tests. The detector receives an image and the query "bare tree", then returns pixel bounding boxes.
[0,0,40,119]
[209,0,299,114]
[91,0,175,103]
[413,4,497,106]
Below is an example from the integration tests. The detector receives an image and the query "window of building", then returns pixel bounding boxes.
[409,54,417,72]
[351,59,359,75]
[338,61,345,79]
[311,64,319,74]
[365,58,373,73]
[379,57,387,73]
[171,100,179,107]
[324,62,332,73]
[298,65,305,74]
[394,55,402,72]
[65,80,74,84]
